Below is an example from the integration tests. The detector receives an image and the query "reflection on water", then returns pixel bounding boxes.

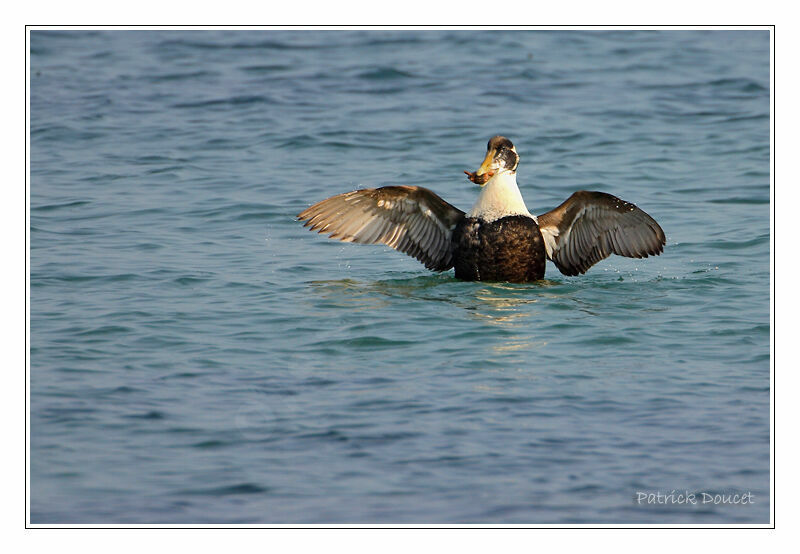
[307,274,564,318]
[468,282,553,326]
[304,273,673,363]
[307,274,454,311]
[307,274,569,358]
[466,283,556,356]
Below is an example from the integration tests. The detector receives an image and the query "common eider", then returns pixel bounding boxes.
[298,136,665,283]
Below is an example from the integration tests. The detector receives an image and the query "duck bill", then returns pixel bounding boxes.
[469,149,496,186]
[477,149,496,176]
[464,148,499,185]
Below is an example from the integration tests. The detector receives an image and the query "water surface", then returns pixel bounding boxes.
[30,30,770,524]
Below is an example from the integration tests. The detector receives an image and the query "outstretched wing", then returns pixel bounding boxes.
[298,185,465,271]
[538,190,665,276]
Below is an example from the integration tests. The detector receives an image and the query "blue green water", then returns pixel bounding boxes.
[30,30,770,524]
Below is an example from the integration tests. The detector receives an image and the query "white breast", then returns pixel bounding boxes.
[467,172,536,223]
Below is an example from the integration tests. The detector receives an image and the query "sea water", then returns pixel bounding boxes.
[30,29,770,524]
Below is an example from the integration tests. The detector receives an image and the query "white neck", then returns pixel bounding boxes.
[467,171,535,223]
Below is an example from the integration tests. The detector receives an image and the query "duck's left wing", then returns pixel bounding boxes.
[537,190,665,276]
[298,185,465,271]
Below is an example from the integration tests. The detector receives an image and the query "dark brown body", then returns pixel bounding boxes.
[452,215,546,283]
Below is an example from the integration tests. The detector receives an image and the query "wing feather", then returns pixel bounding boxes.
[298,185,465,271]
[538,191,665,276]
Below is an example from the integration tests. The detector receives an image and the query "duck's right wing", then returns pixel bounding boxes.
[298,185,465,271]
[538,190,665,276]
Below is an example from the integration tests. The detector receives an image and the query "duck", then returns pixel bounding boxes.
[298,136,665,282]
